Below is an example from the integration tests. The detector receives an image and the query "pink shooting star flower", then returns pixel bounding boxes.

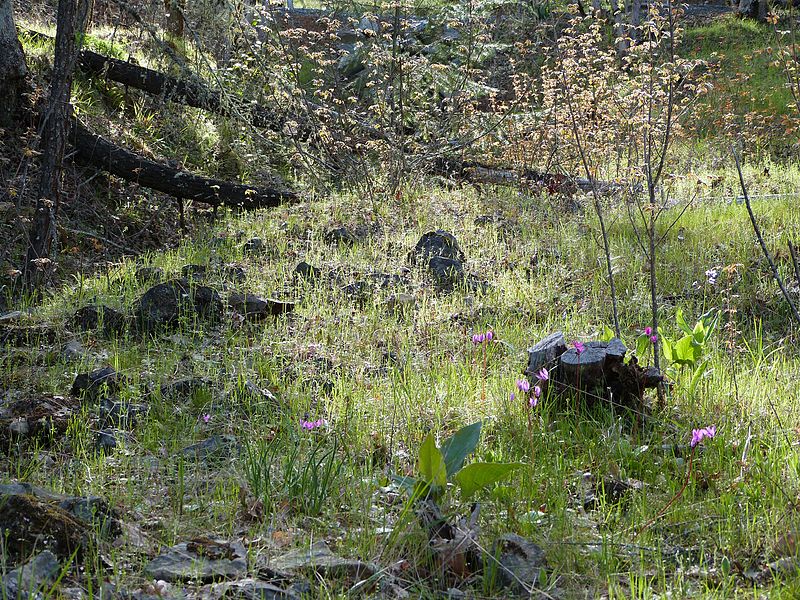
[573,341,586,355]
[691,425,716,448]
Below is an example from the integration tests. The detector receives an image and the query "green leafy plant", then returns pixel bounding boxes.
[394,421,523,502]
[661,308,719,395]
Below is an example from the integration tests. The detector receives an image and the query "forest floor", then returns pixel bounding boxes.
[3,8,800,600]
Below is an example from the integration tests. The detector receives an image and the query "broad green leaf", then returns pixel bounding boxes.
[662,337,674,363]
[392,474,418,495]
[635,334,650,360]
[441,421,482,477]
[453,462,524,499]
[676,308,693,335]
[674,335,697,366]
[599,324,615,342]
[418,434,447,488]
[689,359,709,396]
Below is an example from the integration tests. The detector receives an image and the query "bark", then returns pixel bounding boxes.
[164,0,184,38]
[24,0,87,286]
[0,0,28,127]
[69,117,298,209]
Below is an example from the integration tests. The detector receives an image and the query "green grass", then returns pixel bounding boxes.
[4,179,800,597]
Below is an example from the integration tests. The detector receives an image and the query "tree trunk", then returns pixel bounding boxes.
[164,0,184,38]
[0,0,28,127]
[24,0,87,286]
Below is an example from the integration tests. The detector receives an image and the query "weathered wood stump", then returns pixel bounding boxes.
[525,334,662,413]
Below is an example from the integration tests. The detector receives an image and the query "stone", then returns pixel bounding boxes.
[428,256,464,288]
[242,238,266,255]
[410,230,465,265]
[0,493,89,561]
[228,292,294,321]
[324,226,359,246]
[339,281,369,303]
[294,261,321,283]
[145,539,247,583]
[492,534,546,596]
[71,366,123,402]
[158,377,213,400]
[0,310,24,323]
[181,435,238,461]
[384,293,415,315]
[99,398,148,429]
[524,332,567,378]
[204,579,299,600]
[221,265,247,284]
[96,429,118,454]
[58,496,120,537]
[62,340,84,362]
[73,305,127,334]
[263,541,378,585]
[2,551,60,600]
[8,417,29,436]
[133,279,223,331]
[135,266,164,283]
[182,264,208,280]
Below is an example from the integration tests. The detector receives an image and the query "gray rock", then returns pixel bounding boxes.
[133,279,223,332]
[294,261,321,283]
[492,534,546,596]
[182,264,208,280]
[9,417,29,436]
[384,293,415,315]
[71,366,122,402]
[58,496,119,536]
[0,310,24,323]
[525,332,567,378]
[135,266,164,283]
[324,227,359,246]
[73,305,127,334]
[2,551,60,600]
[158,377,212,400]
[410,230,465,265]
[181,435,238,461]
[96,429,118,454]
[268,541,377,580]
[228,292,294,321]
[204,579,299,600]
[242,238,266,255]
[100,398,149,429]
[428,256,464,288]
[221,265,247,284]
[145,540,247,583]
[62,340,85,362]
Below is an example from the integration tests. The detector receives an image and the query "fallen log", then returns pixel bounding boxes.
[69,117,298,209]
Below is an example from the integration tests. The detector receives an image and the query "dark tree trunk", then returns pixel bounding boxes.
[164,0,184,38]
[0,0,28,127]
[70,117,298,209]
[24,0,87,286]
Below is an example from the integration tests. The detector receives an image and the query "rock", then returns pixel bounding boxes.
[96,429,118,454]
[524,332,567,378]
[221,265,247,284]
[132,279,223,332]
[2,551,60,600]
[339,281,369,303]
[181,435,238,461]
[58,496,120,537]
[8,417,29,436]
[232,380,280,408]
[410,230,465,265]
[324,226,359,246]
[204,579,299,600]
[62,340,84,362]
[294,261,321,283]
[229,292,295,321]
[135,266,164,283]
[71,366,123,401]
[73,305,127,334]
[0,310,24,323]
[738,0,767,20]
[358,16,380,35]
[158,377,213,400]
[0,493,89,561]
[491,534,546,596]
[99,398,148,429]
[242,238,266,255]
[182,264,208,280]
[384,293,415,315]
[267,541,377,581]
[145,539,247,583]
[428,256,464,288]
